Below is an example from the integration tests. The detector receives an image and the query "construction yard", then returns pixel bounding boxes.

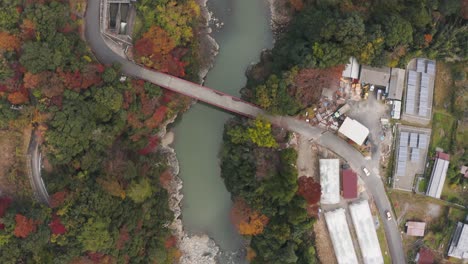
[388,190,467,263]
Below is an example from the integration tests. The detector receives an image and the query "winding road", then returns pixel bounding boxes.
[84,1,405,263]
[28,135,50,205]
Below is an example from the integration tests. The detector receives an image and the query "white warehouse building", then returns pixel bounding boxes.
[320,159,340,204]
[349,200,384,264]
[325,209,359,264]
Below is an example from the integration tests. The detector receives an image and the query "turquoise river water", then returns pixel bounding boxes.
[173,0,273,262]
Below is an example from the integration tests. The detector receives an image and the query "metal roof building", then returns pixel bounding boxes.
[338,117,370,146]
[448,222,468,259]
[349,200,384,264]
[391,100,402,119]
[404,59,435,121]
[360,65,391,87]
[387,68,405,100]
[342,169,358,199]
[324,208,359,264]
[406,221,426,236]
[426,152,450,199]
[320,159,340,204]
[342,57,360,79]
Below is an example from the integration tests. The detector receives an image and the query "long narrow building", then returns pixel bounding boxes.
[349,200,384,264]
[426,152,450,199]
[320,159,340,204]
[324,209,359,264]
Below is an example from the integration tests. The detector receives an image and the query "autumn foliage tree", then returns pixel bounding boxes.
[14,214,37,238]
[7,90,29,105]
[297,176,321,205]
[49,215,67,235]
[231,199,269,236]
[135,26,175,71]
[0,31,20,52]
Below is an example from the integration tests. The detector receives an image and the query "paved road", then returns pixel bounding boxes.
[28,135,50,205]
[85,1,405,263]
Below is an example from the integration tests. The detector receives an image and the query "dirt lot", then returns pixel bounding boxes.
[313,217,338,264]
[296,135,318,179]
[434,62,453,109]
[389,191,467,263]
[0,125,33,197]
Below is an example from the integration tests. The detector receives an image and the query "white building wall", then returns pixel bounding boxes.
[426,158,449,198]
[325,209,359,264]
[320,159,340,204]
[349,200,384,264]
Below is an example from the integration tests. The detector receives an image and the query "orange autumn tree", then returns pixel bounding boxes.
[230,198,269,236]
[7,91,29,105]
[23,72,41,89]
[0,31,21,52]
[135,26,176,72]
[14,214,37,238]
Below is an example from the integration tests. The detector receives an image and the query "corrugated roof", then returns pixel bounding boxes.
[342,169,358,199]
[320,159,340,204]
[342,57,360,79]
[349,200,384,264]
[324,209,359,264]
[406,221,426,236]
[387,68,405,100]
[338,117,369,146]
[448,222,468,259]
[360,65,391,87]
[426,154,450,199]
[417,248,435,264]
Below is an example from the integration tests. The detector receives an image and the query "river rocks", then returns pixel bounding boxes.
[179,234,220,264]
[196,0,220,82]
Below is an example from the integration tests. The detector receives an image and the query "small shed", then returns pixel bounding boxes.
[416,248,434,264]
[338,117,370,146]
[342,57,360,79]
[342,169,358,199]
[460,165,468,178]
[406,221,426,237]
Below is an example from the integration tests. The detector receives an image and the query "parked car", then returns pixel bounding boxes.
[362,167,371,177]
[385,210,392,221]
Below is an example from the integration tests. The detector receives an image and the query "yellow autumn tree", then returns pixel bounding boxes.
[231,199,269,236]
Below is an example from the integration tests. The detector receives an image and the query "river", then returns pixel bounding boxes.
[173,0,273,262]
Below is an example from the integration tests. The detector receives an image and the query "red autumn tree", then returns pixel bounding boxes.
[290,0,304,11]
[14,214,37,238]
[138,136,159,155]
[7,91,29,105]
[0,196,12,217]
[49,191,68,208]
[230,198,269,236]
[165,235,177,249]
[297,176,321,205]
[49,215,67,235]
[292,66,344,106]
[145,105,168,129]
[0,31,21,52]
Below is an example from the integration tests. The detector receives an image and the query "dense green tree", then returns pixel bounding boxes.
[127,178,153,203]
[382,15,414,48]
[77,217,113,252]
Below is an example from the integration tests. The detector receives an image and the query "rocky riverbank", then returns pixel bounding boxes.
[160,0,221,263]
[162,0,295,262]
